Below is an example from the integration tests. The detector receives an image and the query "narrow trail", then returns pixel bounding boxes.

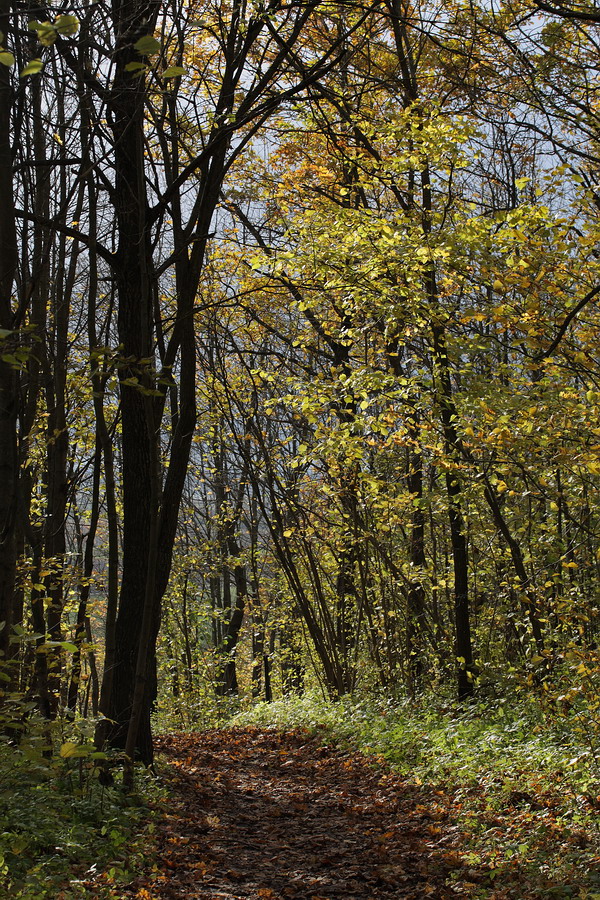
[126,727,471,900]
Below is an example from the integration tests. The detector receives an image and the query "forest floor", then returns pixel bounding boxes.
[77,719,600,900]
[120,727,471,900]
[3,700,599,898]
[8,707,591,900]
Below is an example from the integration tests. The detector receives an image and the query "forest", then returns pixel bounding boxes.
[0,0,600,897]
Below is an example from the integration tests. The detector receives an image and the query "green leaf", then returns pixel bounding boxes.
[124,61,146,73]
[60,741,92,759]
[20,58,43,77]
[59,641,78,653]
[29,21,57,47]
[0,51,15,67]
[134,35,160,55]
[10,835,29,854]
[162,65,186,78]
[55,14,79,36]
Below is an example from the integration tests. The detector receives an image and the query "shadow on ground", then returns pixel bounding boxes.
[125,727,472,899]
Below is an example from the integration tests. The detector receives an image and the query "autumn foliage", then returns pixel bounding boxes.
[1,0,600,894]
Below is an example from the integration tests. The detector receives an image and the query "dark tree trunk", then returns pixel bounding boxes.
[386,342,428,693]
[422,134,474,699]
[215,538,248,697]
[251,614,265,699]
[0,1,18,672]
[68,446,102,717]
[406,414,427,694]
[104,0,159,765]
[431,321,474,700]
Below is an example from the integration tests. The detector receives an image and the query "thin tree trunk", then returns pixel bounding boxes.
[431,320,474,699]
[0,0,18,673]
[483,480,544,651]
[67,444,101,716]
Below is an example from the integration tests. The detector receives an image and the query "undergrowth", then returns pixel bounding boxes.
[0,713,161,900]
[234,692,600,899]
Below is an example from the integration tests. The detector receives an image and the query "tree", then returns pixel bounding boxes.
[0,1,18,673]
[89,0,375,765]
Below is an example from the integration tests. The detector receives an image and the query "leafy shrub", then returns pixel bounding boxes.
[0,711,159,899]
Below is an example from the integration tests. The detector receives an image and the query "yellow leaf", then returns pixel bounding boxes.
[59,741,78,758]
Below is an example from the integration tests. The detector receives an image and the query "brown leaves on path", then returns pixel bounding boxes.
[126,727,471,900]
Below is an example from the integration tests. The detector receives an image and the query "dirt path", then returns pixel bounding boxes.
[125,727,470,900]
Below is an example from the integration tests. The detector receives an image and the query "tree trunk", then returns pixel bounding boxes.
[104,0,159,764]
[0,0,18,672]
[431,321,474,700]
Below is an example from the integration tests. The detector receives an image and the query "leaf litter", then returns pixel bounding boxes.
[120,727,475,899]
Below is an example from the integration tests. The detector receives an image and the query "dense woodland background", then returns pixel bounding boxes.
[1,0,600,800]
